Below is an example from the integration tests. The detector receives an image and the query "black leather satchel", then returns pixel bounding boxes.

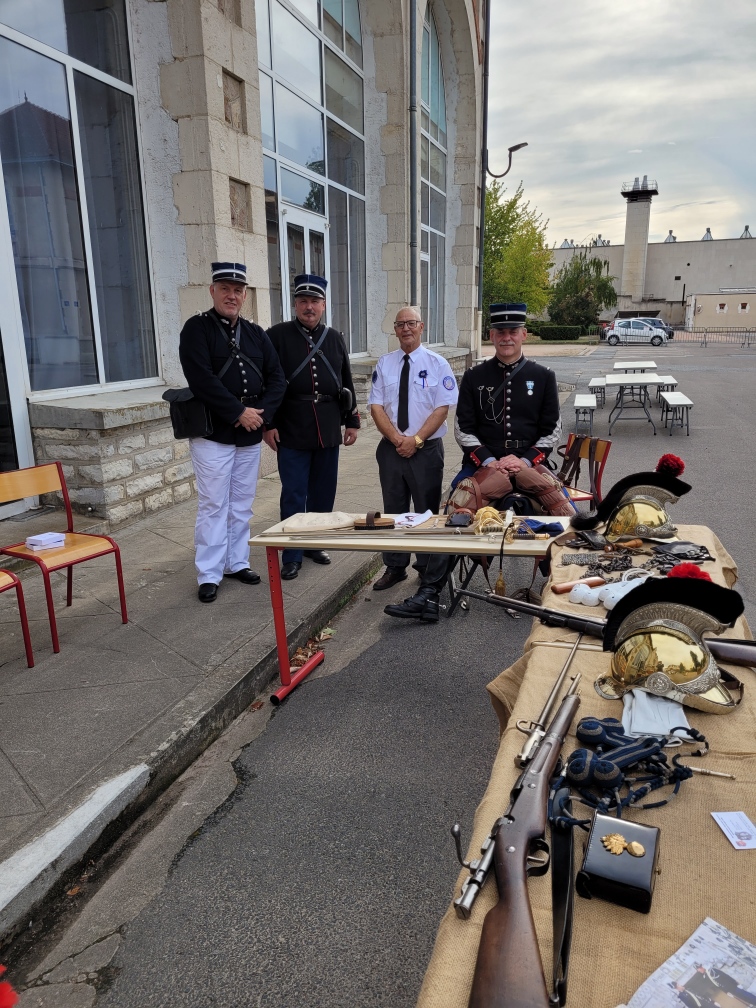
[162,387,213,440]
[576,812,661,913]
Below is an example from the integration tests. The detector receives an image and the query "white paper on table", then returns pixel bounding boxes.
[393,510,434,528]
[711,811,756,849]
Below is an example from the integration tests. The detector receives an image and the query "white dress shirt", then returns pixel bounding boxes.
[368,345,459,438]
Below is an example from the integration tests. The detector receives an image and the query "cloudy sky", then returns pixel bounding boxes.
[487,0,756,247]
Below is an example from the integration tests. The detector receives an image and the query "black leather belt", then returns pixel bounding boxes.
[290,393,335,402]
[240,395,260,405]
[501,439,529,449]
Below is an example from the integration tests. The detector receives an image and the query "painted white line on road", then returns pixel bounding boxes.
[0,764,150,936]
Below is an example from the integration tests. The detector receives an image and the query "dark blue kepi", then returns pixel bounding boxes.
[294,273,328,298]
[490,302,527,328]
[211,261,247,283]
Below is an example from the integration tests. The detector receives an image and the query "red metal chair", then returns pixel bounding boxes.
[0,567,34,667]
[0,462,127,653]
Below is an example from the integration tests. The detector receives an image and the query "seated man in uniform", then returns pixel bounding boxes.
[179,262,286,603]
[384,302,562,623]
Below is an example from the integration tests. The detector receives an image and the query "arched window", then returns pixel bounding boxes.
[420,9,447,344]
[257,0,367,352]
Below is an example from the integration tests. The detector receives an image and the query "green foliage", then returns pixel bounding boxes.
[482,181,553,330]
[548,251,618,329]
[527,324,581,341]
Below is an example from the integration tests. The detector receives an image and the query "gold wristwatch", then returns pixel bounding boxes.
[414,435,425,449]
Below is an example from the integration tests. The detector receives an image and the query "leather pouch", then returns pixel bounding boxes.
[576,812,660,914]
[162,388,213,440]
[576,529,609,551]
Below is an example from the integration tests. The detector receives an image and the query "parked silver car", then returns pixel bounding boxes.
[605,320,669,346]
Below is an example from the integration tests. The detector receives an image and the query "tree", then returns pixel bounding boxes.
[482,181,552,328]
[548,251,618,329]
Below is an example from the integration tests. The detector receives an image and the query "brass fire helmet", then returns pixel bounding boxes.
[604,488,677,542]
[595,603,743,714]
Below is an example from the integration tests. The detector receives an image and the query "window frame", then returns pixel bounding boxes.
[0,17,160,401]
[257,0,367,353]
[419,10,447,346]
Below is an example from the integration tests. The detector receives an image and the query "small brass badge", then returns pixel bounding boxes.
[601,833,646,857]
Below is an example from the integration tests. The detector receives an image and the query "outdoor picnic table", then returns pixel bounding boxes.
[605,372,662,434]
[612,360,657,372]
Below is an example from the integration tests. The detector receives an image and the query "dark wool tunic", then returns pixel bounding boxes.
[179,309,286,446]
[454,356,562,467]
[267,320,360,451]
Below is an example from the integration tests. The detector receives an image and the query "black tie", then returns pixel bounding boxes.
[398,354,410,433]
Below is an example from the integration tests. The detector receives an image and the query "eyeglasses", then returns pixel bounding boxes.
[394,321,421,329]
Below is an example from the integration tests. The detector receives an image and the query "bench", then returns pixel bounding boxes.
[654,375,678,402]
[574,394,597,435]
[588,376,606,407]
[660,391,693,436]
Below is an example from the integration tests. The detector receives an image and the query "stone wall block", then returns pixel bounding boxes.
[109,500,145,525]
[126,473,165,498]
[173,441,191,460]
[102,458,135,482]
[165,460,194,483]
[148,426,176,446]
[173,482,193,503]
[104,485,126,504]
[134,447,174,470]
[68,487,106,508]
[145,488,174,512]
[119,434,147,454]
[44,442,100,461]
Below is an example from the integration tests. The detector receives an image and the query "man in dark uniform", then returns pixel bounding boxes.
[453,301,562,478]
[669,982,718,1008]
[264,274,360,580]
[179,262,286,603]
[384,302,562,623]
[698,965,756,1006]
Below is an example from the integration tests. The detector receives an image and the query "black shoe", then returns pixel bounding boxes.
[303,549,331,565]
[224,568,261,585]
[281,562,302,580]
[198,583,218,603]
[384,588,441,622]
[373,567,408,591]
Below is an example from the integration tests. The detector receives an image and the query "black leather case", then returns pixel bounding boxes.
[576,812,660,914]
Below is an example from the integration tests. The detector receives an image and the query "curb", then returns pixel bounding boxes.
[0,551,381,947]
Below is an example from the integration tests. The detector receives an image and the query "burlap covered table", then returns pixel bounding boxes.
[418,527,756,1008]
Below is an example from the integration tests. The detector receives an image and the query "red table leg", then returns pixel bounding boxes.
[267,546,324,705]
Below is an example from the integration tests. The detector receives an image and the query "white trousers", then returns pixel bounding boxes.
[189,438,262,585]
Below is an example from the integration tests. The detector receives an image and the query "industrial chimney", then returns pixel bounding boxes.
[620,176,658,302]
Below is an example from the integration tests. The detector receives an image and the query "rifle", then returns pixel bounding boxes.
[457,589,756,669]
[465,678,581,1008]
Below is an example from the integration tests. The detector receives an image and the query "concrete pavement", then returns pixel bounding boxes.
[0,419,468,942]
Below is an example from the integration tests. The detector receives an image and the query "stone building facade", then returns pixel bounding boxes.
[0,0,484,525]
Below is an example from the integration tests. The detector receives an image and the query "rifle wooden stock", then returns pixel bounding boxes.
[459,589,756,669]
[468,692,581,1008]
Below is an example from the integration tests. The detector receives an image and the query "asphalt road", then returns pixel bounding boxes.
[15,342,756,1007]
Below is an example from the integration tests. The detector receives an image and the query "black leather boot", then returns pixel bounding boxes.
[384,587,441,622]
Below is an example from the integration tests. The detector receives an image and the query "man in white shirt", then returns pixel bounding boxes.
[368,306,459,590]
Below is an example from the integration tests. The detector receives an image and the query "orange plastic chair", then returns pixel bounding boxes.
[0,567,34,667]
[558,434,611,505]
[0,462,127,652]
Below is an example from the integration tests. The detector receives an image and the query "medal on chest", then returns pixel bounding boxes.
[526,380,534,396]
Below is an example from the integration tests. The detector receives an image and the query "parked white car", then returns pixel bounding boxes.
[605,320,669,346]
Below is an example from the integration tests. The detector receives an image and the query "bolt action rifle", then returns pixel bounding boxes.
[458,589,756,669]
[453,675,581,1008]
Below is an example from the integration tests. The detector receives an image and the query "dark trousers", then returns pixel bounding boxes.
[376,437,444,569]
[278,445,340,563]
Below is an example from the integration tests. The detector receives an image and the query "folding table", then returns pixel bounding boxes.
[605,372,662,434]
[251,515,568,703]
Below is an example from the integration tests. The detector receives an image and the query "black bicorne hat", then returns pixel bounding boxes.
[603,578,744,651]
[571,471,691,531]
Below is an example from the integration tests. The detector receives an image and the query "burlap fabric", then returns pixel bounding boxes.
[417,527,756,1008]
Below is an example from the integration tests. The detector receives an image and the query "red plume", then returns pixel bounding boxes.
[656,454,685,477]
[0,967,18,1008]
[667,563,712,581]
